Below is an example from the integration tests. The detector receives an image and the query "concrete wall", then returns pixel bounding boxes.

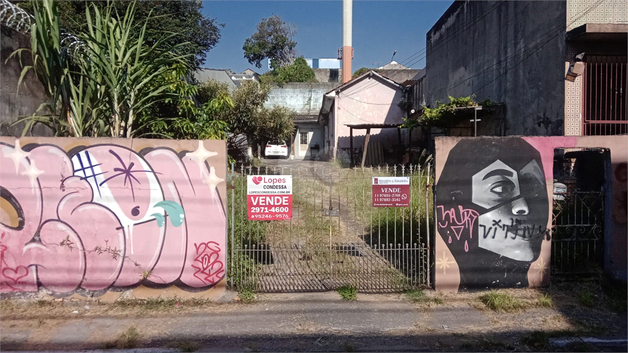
[425,1,566,136]
[0,137,227,299]
[1,26,52,137]
[312,68,342,83]
[434,135,627,292]
[264,82,338,116]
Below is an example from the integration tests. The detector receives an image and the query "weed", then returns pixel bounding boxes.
[406,289,427,302]
[35,300,54,307]
[566,341,595,352]
[522,331,549,349]
[238,288,256,303]
[602,278,627,313]
[116,326,140,349]
[337,285,357,301]
[522,330,578,349]
[143,297,178,310]
[460,342,474,350]
[578,290,595,307]
[141,270,152,280]
[168,340,199,352]
[341,341,355,352]
[477,337,507,350]
[406,289,443,305]
[537,293,553,308]
[479,291,527,312]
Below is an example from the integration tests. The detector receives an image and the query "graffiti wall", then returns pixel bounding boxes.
[0,137,227,298]
[434,136,627,292]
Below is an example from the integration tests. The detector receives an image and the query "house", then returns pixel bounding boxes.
[420,0,627,137]
[264,83,338,159]
[421,0,627,282]
[317,70,408,163]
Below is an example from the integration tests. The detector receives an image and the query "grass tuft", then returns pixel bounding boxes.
[578,290,595,307]
[337,285,357,301]
[521,331,550,349]
[116,326,140,349]
[479,291,527,312]
[405,289,443,305]
[238,288,256,303]
[406,289,427,302]
[536,293,553,308]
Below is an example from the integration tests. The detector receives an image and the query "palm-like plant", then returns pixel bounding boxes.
[81,1,191,138]
[9,0,192,138]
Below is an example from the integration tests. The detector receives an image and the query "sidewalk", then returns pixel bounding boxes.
[1,289,626,352]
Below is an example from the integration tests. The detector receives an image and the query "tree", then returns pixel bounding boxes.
[135,67,231,140]
[260,57,316,85]
[243,15,296,69]
[352,67,370,78]
[15,0,222,71]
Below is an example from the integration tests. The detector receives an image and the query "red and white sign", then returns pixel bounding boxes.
[372,177,410,207]
[247,175,292,220]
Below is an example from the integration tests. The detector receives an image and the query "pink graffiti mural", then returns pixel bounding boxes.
[0,139,226,294]
[436,205,479,252]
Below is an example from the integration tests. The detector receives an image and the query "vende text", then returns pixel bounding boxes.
[249,196,290,206]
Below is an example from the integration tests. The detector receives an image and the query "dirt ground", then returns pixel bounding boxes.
[1,281,626,352]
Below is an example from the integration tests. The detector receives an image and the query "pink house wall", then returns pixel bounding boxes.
[329,76,405,158]
[0,137,227,298]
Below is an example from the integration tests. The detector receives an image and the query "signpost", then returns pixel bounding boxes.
[372,177,410,207]
[247,175,292,220]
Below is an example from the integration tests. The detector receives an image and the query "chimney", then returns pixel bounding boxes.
[341,0,353,83]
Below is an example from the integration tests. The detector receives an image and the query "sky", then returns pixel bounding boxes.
[200,0,454,74]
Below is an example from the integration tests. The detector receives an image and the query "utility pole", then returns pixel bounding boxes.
[341,0,353,83]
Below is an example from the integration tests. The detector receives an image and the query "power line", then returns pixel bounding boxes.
[429,0,605,99]
[397,1,506,68]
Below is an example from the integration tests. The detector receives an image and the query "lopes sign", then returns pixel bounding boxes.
[247,175,292,220]
[372,177,410,207]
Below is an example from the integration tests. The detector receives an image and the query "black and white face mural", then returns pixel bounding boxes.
[435,138,550,290]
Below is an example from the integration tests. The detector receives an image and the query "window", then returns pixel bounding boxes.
[300,132,308,144]
[583,56,627,135]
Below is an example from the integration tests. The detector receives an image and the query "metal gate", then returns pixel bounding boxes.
[227,162,433,292]
[551,149,607,277]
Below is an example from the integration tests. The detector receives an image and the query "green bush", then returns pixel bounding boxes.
[480,291,527,312]
[337,285,357,301]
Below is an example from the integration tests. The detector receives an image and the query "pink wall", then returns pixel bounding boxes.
[434,135,628,292]
[330,76,405,156]
[0,137,227,297]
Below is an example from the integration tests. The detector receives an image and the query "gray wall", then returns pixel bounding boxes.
[425,1,566,136]
[1,26,52,137]
[264,82,338,116]
[312,69,342,83]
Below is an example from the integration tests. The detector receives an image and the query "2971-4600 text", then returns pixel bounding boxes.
[250,206,290,214]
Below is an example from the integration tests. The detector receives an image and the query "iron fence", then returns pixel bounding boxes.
[227,162,433,292]
[551,190,604,277]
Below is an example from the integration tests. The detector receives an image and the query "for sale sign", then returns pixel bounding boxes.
[247,175,292,220]
[372,177,410,207]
